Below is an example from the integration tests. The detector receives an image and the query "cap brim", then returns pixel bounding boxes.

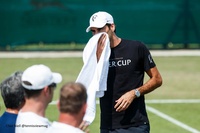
[86,23,106,33]
[52,73,62,83]
[86,26,90,32]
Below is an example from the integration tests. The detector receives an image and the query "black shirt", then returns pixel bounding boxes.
[100,39,156,129]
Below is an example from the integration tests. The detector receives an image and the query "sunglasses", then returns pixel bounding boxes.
[48,83,57,89]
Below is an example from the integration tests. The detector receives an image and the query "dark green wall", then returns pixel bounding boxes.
[0,0,200,48]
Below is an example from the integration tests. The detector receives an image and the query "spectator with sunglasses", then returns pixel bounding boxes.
[86,11,162,133]
[15,64,62,133]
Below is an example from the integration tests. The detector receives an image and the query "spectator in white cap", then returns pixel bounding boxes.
[85,11,162,133]
[15,64,62,133]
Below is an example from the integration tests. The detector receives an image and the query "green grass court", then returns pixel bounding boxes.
[0,56,200,133]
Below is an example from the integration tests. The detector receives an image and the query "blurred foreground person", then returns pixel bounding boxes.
[15,64,62,133]
[0,71,25,133]
[45,82,88,133]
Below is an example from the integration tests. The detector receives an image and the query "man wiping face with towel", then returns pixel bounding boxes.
[83,11,163,133]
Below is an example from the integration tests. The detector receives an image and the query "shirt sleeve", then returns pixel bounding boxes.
[138,42,156,71]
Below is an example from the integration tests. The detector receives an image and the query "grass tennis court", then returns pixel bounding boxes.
[0,56,200,133]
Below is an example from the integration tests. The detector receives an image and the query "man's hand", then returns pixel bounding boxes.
[114,90,135,112]
[79,120,90,133]
[96,33,107,62]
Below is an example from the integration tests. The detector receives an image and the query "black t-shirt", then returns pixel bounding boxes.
[100,39,156,129]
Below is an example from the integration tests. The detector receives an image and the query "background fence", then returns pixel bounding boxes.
[0,0,200,49]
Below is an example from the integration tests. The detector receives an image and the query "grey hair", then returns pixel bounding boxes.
[0,71,25,109]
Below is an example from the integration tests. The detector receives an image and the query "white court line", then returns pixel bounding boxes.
[146,99,200,104]
[146,106,200,133]
[50,100,58,105]
[0,50,200,58]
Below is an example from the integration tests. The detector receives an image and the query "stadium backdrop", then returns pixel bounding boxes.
[0,0,200,49]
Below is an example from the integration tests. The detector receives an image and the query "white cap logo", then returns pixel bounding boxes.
[86,11,114,32]
[92,15,97,21]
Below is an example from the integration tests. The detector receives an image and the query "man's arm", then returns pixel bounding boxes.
[138,66,162,95]
[114,66,162,112]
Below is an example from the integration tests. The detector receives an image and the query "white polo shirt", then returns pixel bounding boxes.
[45,121,84,133]
[15,112,51,133]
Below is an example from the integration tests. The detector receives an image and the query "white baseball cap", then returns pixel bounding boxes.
[22,64,62,90]
[86,11,114,32]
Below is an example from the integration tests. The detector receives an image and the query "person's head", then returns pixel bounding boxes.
[86,11,116,36]
[58,82,87,116]
[21,64,62,103]
[0,71,25,110]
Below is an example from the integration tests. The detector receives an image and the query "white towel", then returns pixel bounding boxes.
[76,32,110,124]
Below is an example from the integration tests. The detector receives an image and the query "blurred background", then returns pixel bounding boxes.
[0,0,200,51]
